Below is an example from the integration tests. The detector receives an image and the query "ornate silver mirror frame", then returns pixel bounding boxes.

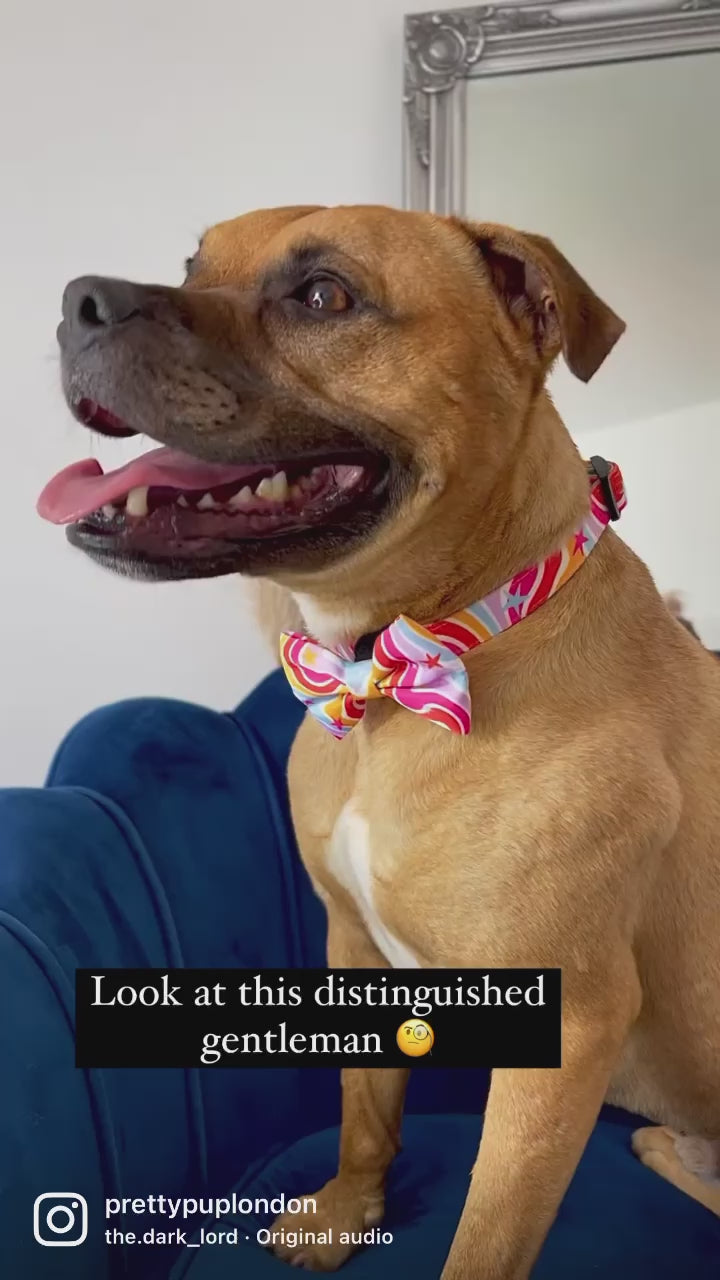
[403,1,720,213]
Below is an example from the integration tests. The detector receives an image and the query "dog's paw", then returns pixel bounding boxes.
[633,1125,720,1216]
[632,1125,682,1179]
[673,1134,720,1182]
[632,1125,720,1183]
[265,1177,383,1272]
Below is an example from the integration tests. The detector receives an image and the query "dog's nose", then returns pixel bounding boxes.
[60,276,149,341]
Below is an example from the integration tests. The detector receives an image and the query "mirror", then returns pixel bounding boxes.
[403,2,720,645]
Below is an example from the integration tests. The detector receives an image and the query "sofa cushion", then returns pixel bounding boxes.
[170,1110,720,1279]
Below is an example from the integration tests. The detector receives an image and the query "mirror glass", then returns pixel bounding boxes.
[464,51,720,642]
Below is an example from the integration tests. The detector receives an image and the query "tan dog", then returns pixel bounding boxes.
[45,205,720,1278]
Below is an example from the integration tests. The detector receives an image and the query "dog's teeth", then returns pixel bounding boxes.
[126,486,149,517]
[177,495,189,508]
[229,485,253,508]
[255,476,274,501]
[271,470,288,501]
[290,483,302,500]
[197,492,216,510]
[102,504,117,518]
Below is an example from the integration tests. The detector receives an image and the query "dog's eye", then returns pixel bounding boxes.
[294,277,354,313]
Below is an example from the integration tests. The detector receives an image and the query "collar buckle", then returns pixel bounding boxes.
[588,455,622,522]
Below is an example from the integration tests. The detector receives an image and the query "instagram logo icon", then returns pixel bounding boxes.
[33,1193,88,1246]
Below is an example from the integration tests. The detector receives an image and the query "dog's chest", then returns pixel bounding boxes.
[328,802,419,968]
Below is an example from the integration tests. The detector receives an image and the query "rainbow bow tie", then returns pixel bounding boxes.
[280,458,626,740]
[280,618,472,739]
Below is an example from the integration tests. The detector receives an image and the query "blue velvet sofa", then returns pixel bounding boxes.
[1,670,718,1277]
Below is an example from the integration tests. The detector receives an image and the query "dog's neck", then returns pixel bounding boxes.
[290,594,371,653]
[292,403,590,651]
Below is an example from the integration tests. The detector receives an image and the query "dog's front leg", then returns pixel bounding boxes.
[269,905,409,1271]
[440,975,641,1280]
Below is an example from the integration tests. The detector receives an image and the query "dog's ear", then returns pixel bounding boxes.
[456,220,626,382]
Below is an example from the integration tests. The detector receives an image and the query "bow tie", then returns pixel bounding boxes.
[280,616,472,739]
[280,458,625,740]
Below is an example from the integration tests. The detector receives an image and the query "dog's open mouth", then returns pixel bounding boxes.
[37,401,393,578]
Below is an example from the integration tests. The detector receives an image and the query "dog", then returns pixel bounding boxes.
[41,205,720,1278]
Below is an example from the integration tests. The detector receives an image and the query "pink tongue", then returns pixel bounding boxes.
[37,447,262,525]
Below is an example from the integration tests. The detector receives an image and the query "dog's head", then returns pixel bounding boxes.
[41,205,624,593]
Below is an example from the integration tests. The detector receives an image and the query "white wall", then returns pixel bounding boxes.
[589,398,720,650]
[1,1,717,784]
[0,0,414,784]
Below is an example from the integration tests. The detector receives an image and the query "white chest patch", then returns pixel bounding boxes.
[328,802,419,969]
[292,593,366,651]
